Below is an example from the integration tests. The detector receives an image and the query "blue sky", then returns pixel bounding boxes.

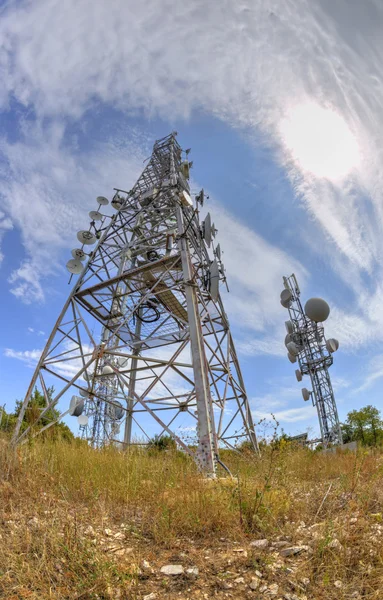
[1,0,383,439]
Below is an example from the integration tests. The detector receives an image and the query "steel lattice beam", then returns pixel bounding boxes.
[12,132,259,475]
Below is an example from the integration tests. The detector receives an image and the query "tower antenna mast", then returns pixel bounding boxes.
[12,132,259,475]
[281,273,342,447]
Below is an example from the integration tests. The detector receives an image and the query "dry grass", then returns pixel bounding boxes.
[1,436,383,598]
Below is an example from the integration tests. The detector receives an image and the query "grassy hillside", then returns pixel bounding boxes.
[1,436,383,599]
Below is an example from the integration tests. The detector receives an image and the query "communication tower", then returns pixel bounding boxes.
[12,132,259,475]
[280,274,342,447]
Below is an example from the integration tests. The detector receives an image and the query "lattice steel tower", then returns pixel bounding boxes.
[281,274,342,446]
[12,132,259,474]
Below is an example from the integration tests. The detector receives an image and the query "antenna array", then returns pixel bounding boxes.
[12,132,258,475]
[280,274,342,447]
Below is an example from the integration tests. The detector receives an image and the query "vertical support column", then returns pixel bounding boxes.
[124,314,142,446]
[176,204,217,476]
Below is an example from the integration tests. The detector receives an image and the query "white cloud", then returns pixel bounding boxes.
[0,121,146,302]
[0,210,13,264]
[354,354,383,393]
[4,347,42,367]
[254,406,316,424]
[1,0,383,354]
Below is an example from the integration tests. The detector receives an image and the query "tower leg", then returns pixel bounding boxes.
[176,205,216,475]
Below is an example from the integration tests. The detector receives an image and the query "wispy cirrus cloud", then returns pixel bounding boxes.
[1,0,383,355]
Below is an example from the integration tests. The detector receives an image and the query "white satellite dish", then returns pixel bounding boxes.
[285,320,293,334]
[285,333,293,347]
[302,388,311,401]
[89,210,102,222]
[287,352,297,364]
[209,260,220,301]
[111,197,123,210]
[77,230,97,245]
[304,297,330,322]
[66,259,83,274]
[286,341,300,356]
[280,289,292,308]
[79,389,89,398]
[102,365,114,375]
[326,338,339,353]
[203,213,212,247]
[69,395,84,417]
[211,223,217,238]
[295,369,302,382]
[108,401,124,421]
[78,414,89,426]
[71,248,86,261]
[97,196,109,206]
[215,243,221,261]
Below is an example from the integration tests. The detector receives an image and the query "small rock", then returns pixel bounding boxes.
[234,577,245,584]
[104,528,113,536]
[250,539,269,549]
[233,548,247,555]
[259,585,268,593]
[84,525,95,536]
[255,570,263,578]
[301,578,310,587]
[334,580,343,589]
[113,531,124,540]
[350,517,358,524]
[160,564,184,576]
[328,539,342,551]
[143,594,157,600]
[273,541,290,549]
[142,560,152,569]
[186,567,199,577]
[222,582,233,589]
[268,583,279,596]
[280,546,309,557]
[249,577,260,590]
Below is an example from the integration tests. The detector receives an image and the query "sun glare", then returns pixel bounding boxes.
[279,102,360,181]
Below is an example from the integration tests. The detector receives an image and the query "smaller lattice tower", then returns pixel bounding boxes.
[12,132,259,476]
[280,274,342,447]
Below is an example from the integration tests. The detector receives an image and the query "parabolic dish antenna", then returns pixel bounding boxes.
[302,388,311,401]
[89,210,102,221]
[280,289,292,308]
[78,414,89,426]
[295,369,302,382]
[286,341,300,356]
[111,197,123,210]
[215,243,221,261]
[71,248,86,261]
[102,365,114,375]
[209,259,220,301]
[326,338,339,353]
[97,196,109,206]
[285,333,293,347]
[285,320,293,334]
[203,213,212,247]
[304,297,330,322]
[108,401,124,421]
[66,259,83,274]
[287,352,297,364]
[77,230,97,245]
[79,389,89,398]
[69,395,84,417]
